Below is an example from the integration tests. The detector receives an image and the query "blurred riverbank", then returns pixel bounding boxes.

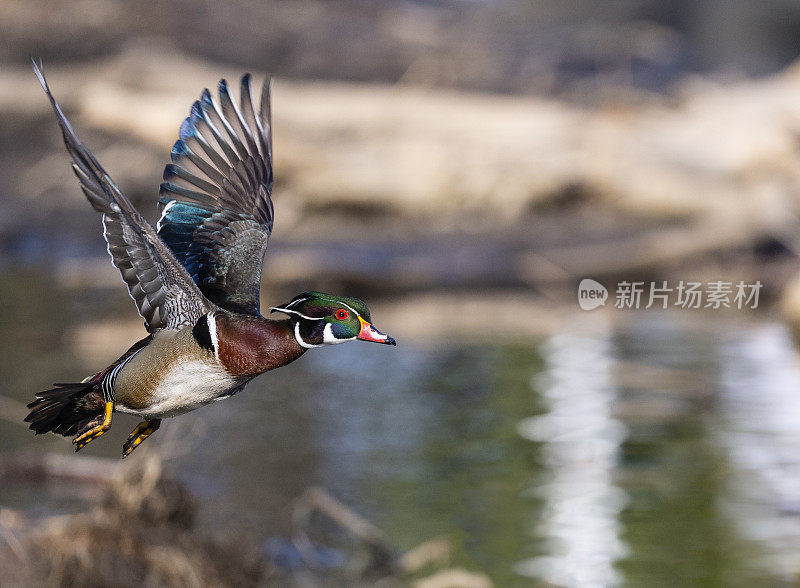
[0,453,484,586]
[5,43,800,331]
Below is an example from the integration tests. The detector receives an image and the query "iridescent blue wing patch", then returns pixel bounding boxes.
[157,74,274,315]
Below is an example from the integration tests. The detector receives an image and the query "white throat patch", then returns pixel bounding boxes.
[293,321,354,348]
[323,322,351,344]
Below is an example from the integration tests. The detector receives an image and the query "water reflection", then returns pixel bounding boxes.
[7,268,800,585]
[516,329,628,587]
[515,316,800,586]
[717,323,800,581]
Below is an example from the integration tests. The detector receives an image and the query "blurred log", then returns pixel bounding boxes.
[8,42,800,234]
[519,215,767,282]
[0,453,117,486]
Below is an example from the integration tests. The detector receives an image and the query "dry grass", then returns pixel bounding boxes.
[0,456,264,587]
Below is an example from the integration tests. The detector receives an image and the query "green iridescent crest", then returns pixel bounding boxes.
[274,291,370,321]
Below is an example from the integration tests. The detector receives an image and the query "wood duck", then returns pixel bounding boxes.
[25,63,396,458]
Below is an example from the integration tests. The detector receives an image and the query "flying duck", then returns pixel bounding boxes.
[25,63,396,458]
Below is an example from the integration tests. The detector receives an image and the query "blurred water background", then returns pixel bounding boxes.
[6,272,800,586]
[6,1,800,586]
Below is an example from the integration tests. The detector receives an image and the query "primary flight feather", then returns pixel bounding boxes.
[26,63,396,458]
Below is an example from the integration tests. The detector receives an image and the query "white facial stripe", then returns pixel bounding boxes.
[304,294,360,317]
[285,297,309,309]
[156,199,177,232]
[294,322,320,349]
[208,311,220,360]
[270,307,317,321]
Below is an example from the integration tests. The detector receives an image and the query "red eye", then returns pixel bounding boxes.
[335,309,349,320]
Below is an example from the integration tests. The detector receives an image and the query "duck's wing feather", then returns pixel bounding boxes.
[34,62,210,332]
[157,74,274,316]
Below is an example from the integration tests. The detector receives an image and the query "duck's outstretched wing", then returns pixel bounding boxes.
[34,62,210,332]
[157,74,274,316]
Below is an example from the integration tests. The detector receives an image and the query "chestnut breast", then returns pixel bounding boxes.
[214,313,306,377]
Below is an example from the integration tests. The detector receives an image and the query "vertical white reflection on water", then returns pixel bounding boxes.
[717,323,800,579]
[515,331,629,587]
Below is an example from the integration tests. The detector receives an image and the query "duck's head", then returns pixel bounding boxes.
[270,291,396,349]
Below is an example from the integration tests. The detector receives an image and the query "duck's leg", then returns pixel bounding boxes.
[73,401,114,451]
[121,418,161,458]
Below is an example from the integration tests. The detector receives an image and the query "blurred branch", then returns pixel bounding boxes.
[292,485,395,575]
[413,568,493,588]
[0,509,28,564]
[397,536,452,573]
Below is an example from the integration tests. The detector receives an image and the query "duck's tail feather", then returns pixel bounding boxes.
[25,382,104,437]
